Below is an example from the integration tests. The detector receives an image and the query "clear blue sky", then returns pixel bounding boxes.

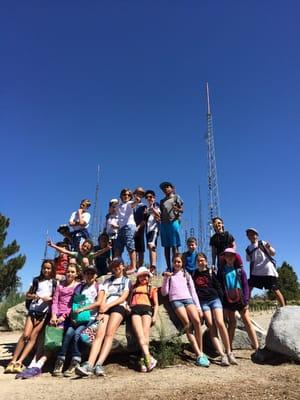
[1,1,299,290]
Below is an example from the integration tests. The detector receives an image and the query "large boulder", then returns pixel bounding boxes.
[6,302,27,331]
[232,315,266,350]
[265,306,300,362]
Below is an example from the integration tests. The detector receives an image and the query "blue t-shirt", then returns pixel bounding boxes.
[183,250,197,275]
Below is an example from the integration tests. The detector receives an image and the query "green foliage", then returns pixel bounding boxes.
[0,291,26,325]
[268,262,300,301]
[0,213,26,299]
[150,314,184,368]
[150,337,183,368]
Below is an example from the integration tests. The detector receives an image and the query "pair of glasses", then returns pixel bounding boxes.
[122,193,130,196]
[146,196,153,199]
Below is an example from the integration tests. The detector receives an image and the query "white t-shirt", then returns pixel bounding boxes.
[69,211,91,231]
[105,214,119,238]
[246,241,278,277]
[102,276,131,307]
[35,279,54,299]
[117,201,136,229]
[81,282,104,318]
[146,203,161,233]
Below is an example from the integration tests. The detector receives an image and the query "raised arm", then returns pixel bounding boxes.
[48,240,73,256]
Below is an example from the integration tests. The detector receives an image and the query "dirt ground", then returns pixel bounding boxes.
[0,311,299,400]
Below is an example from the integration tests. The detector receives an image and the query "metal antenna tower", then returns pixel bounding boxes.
[90,165,101,245]
[197,186,205,252]
[205,83,221,261]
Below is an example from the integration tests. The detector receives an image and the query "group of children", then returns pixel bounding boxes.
[3,183,285,379]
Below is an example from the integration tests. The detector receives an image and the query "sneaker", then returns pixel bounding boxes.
[53,359,64,377]
[139,357,147,373]
[147,357,157,372]
[195,354,210,368]
[4,362,16,374]
[228,352,238,365]
[126,267,136,275]
[12,362,25,373]
[21,367,41,379]
[220,354,230,367]
[63,360,79,377]
[94,363,105,377]
[75,362,94,377]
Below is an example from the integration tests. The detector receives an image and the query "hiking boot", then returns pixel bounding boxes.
[139,357,147,373]
[220,354,230,367]
[94,363,105,377]
[195,354,210,368]
[75,362,94,377]
[228,352,238,365]
[63,360,79,377]
[53,359,64,377]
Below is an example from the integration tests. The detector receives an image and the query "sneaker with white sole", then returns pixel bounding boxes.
[147,357,157,372]
[228,352,238,365]
[75,362,94,377]
[63,360,79,377]
[139,357,147,373]
[220,354,230,367]
[195,354,210,367]
[94,363,106,377]
[53,359,64,377]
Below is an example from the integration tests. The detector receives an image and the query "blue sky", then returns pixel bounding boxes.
[1,1,299,290]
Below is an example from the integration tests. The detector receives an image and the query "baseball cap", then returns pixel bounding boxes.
[246,228,259,235]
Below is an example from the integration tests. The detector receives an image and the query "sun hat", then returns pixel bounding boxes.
[159,181,174,190]
[246,228,259,236]
[136,266,153,277]
[222,248,237,255]
[109,198,119,206]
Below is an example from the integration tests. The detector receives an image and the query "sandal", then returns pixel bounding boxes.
[13,362,25,373]
[4,362,16,374]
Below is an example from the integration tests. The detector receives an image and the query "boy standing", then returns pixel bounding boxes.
[245,228,285,307]
[159,182,183,271]
[145,190,161,274]
[133,187,147,268]
[183,237,198,276]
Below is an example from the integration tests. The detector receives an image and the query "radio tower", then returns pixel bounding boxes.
[90,165,101,245]
[197,185,205,252]
[205,83,220,262]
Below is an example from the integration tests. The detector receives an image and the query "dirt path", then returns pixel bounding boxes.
[0,312,299,400]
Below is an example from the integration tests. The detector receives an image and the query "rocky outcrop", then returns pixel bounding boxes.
[6,302,27,331]
[265,306,300,361]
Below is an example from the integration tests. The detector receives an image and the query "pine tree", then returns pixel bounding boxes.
[268,261,300,301]
[0,213,26,299]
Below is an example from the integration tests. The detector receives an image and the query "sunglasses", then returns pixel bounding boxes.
[146,196,153,199]
[122,193,130,196]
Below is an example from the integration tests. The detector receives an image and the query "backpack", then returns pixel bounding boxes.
[222,267,244,305]
[72,282,101,325]
[246,240,276,267]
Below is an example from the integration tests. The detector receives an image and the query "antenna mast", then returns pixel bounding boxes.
[205,83,220,262]
[90,165,101,245]
[197,186,205,252]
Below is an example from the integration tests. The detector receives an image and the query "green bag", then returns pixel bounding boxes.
[44,325,63,350]
[72,293,91,324]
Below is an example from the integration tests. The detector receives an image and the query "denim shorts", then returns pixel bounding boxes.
[200,297,223,312]
[171,298,194,310]
[115,225,136,253]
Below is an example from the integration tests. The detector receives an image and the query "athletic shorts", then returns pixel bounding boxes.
[223,301,246,312]
[115,225,135,253]
[105,305,127,319]
[160,220,181,248]
[130,305,152,317]
[248,275,279,291]
[200,297,223,312]
[171,298,194,310]
[134,229,145,253]
[146,230,159,247]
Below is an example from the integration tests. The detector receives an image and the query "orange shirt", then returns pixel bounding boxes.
[130,284,157,306]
